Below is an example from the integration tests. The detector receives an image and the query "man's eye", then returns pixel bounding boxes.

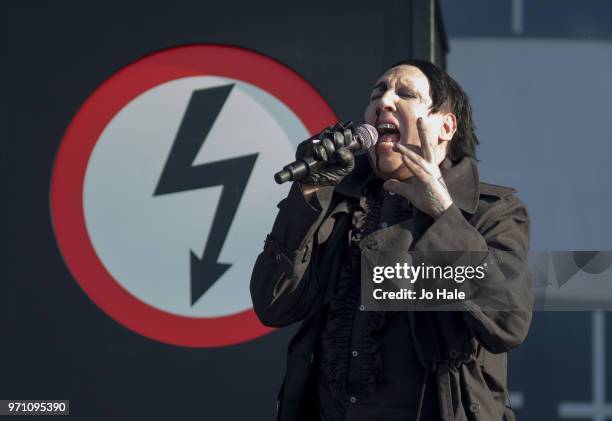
[398,91,415,98]
[370,93,381,100]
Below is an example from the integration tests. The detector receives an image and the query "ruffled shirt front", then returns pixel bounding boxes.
[317,178,438,421]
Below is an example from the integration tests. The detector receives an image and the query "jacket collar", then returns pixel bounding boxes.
[335,153,480,214]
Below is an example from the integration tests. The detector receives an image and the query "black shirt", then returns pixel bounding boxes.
[317,179,439,421]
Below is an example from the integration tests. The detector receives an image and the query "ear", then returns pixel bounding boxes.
[438,112,457,142]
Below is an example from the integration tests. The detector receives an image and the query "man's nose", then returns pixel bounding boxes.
[378,90,397,113]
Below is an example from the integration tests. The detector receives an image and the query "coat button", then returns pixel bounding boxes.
[380,222,388,228]
[274,253,281,260]
[469,402,480,413]
[359,305,365,311]
[349,396,357,404]
[449,349,460,359]
[352,350,359,357]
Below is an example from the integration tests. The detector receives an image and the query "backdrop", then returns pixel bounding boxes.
[3,1,611,420]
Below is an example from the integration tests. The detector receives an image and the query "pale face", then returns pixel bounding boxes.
[364,64,454,180]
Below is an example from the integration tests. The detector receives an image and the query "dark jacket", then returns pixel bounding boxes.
[250,155,533,421]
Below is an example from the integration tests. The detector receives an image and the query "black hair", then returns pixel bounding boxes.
[388,59,479,162]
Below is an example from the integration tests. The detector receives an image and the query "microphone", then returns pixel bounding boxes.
[274,124,378,184]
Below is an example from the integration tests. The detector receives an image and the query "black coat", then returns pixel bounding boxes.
[250,155,533,421]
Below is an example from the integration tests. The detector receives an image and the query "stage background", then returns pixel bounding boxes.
[2,0,612,420]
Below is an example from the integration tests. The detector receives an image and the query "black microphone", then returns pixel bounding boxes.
[274,124,378,184]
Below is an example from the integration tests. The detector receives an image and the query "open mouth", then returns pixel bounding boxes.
[377,122,400,144]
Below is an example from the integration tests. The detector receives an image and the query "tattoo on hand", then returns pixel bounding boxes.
[426,185,446,214]
[437,176,448,192]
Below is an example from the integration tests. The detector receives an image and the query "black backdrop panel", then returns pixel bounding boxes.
[1,1,442,420]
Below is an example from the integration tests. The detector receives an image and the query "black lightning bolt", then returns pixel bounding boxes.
[154,85,258,306]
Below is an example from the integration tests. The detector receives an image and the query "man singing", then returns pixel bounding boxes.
[251,60,532,421]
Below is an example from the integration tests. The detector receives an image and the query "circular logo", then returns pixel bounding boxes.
[50,44,337,347]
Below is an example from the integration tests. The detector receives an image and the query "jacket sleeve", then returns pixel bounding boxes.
[250,182,334,327]
[413,194,533,353]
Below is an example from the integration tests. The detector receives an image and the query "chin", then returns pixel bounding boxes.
[378,158,401,173]
[368,151,414,180]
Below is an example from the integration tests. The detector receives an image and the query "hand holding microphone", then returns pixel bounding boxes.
[274,121,378,186]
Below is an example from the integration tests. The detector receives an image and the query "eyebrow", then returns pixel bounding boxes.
[370,80,424,101]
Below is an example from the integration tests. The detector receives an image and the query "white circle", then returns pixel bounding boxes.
[83,76,309,317]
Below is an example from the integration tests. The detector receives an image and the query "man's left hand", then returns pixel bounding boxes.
[382,117,453,219]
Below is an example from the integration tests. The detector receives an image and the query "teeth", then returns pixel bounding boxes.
[377,122,397,130]
[377,122,399,143]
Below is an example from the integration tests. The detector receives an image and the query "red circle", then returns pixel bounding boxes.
[50,44,338,347]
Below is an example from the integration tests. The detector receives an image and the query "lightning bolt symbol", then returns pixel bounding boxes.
[154,85,258,306]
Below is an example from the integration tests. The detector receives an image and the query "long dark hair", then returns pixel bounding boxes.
[389,59,479,162]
